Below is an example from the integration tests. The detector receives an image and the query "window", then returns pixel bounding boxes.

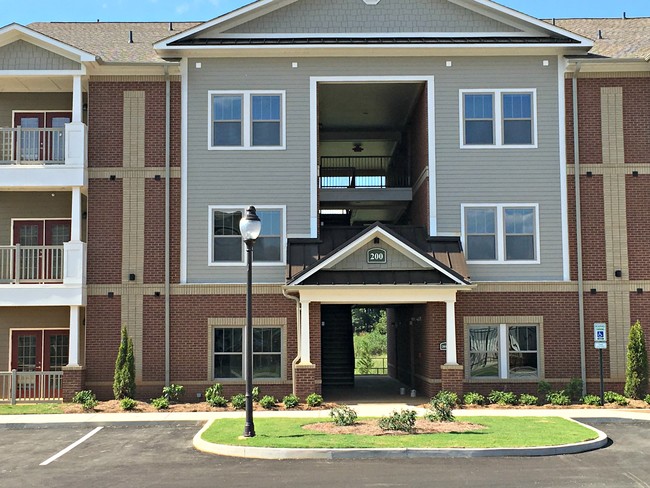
[460,90,536,147]
[210,206,284,265]
[462,204,539,263]
[209,91,285,150]
[468,324,539,379]
[213,327,282,380]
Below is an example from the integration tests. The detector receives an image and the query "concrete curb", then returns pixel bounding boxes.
[192,417,609,460]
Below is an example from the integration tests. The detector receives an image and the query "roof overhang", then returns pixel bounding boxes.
[0,23,96,63]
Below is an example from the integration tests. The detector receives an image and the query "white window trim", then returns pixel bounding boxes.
[461,203,540,265]
[468,323,540,380]
[207,90,286,151]
[459,88,537,149]
[208,205,286,267]
[211,324,286,382]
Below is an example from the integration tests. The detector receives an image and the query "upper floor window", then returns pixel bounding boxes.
[209,91,285,150]
[460,89,536,148]
[210,206,285,265]
[462,204,539,264]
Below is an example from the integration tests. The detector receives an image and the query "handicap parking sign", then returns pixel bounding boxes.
[594,323,607,343]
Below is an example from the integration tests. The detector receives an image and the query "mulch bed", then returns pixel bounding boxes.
[302,419,485,436]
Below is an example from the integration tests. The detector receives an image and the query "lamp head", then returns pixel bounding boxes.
[239,205,262,242]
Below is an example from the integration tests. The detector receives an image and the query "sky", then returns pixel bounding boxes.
[2,0,650,25]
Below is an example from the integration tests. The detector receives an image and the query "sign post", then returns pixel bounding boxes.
[594,323,607,406]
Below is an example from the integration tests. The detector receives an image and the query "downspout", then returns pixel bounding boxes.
[283,287,301,396]
[572,62,587,396]
[164,65,171,387]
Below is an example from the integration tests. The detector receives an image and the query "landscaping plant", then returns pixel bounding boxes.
[306,393,323,407]
[645,394,650,405]
[151,396,169,410]
[378,409,417,433]
[462,392,485,406]
[604,391,629,406]
[113,326,136,400]
[282,394,299,409]
[546,391,571,406]
[230,394,246,410]
[329,405,358,426]
[565,378,583,402]
[518,394,539,406]
[582,394,602,406]
[426,390,457,422]
[624,321,648,399]
[120,397,137,411]
[488,390,517,406]
[72,390,98,411]
[162,384,184,403]
[252,386,260,402]
[537,381,552,398]
[259,395,277,409]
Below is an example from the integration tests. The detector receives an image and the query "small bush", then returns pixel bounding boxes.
[151,396,169,410]
[488,390,517,406]
[207,394,228,408]
[379,409,417,433]
[205,383,223,405]
[72,390,98,411]
[252,386,260,402]
[518,393,539,406]
[113,326,136,400]
[644,394,650,405]
[282,394,299,409]
[462,392,485,406]
[259,395,277,409]
[306,393,323,407]
[604,391,629,406]
[546,390,571,406]
[162,384,184,403]
[537,381,552,397]
[330,405,358,426]
[426,390,457,422]
[120,397,137,411]
[565,378,583,402]
[625,321,648,399]
[230,394,246,410]
[582,394,602,406]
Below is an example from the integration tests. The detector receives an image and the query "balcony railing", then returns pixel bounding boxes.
[319,156,411,189]
[0,245,64,283]
[0,127,66,165]
[0,370,63,404]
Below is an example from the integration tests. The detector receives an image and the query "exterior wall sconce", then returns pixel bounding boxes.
[129,273,136,281]
[614,270,622,278]
[107,292,114,298]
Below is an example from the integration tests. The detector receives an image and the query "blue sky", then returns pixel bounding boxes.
[2,0,650,25]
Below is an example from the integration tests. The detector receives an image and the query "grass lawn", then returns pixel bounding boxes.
[0,403,64,415]
[201,416,597,449]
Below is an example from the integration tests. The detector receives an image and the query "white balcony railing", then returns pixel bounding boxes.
[0,370,63,404]
[0,245,64,283]
[0,127,66,165]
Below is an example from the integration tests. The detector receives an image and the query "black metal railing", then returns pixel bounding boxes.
[319,156,411,189]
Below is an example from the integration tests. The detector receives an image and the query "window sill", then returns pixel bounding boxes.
[208,261,286,267]
[460,144,538,149]
[466,260,541,265]
[208,146,286,151]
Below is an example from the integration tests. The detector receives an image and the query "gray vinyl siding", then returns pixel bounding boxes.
[215,0,519,35]
[186,55,562,283]
[0,40,80,71]
[0,93,73,127]
[0,192,72,245]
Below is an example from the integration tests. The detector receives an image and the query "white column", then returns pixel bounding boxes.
[445,300,458,365]
[68,306,80,366]
[299,300,312,365]
[72,75,83,123]
[71,187,82,241]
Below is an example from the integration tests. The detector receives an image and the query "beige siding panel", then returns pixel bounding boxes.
[0,192,72,245]
[0,93,73,127]
[0,40,80,71]
[331,240,426,271]
[216,0,519,34]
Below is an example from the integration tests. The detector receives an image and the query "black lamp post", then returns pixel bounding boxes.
[239,206,261,438]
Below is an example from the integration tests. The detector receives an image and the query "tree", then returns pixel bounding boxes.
[113,326,136,400]
[624,321,648,399]
[352,307,383,334]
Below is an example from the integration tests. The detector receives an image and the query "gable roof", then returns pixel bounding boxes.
[287,222,471,287]
[0,23,96,63]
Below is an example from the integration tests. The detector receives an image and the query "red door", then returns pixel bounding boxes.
[13,112,44,161]
[45,112,71,162]
[13,220,44,282]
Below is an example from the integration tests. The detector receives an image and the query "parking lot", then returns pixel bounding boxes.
[1,419,649,488]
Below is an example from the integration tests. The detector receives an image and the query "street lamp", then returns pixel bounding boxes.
[240,206,261,438]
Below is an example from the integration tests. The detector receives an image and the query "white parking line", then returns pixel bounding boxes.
[40,426,104,466]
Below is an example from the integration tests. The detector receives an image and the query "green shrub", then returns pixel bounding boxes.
[259,395,277,409]
[205,383,223,405]
[120,397,137,411]
[113,326,136,400]
[488,390,517,406]
[565,378,583,402]
[519,393,539,406]
[330,405,358,426]
[252,386,260,402]
[282,394,299,409]
[537,381,552,397]
[625,321,649,399]
[162,384,184,403]
[151,396,169,410]
[546,390,571,406]
[207,394,228,408]
[72,390,98,411]
[463,392,485,406]
[355,341,374,374]
[604,391,629,406]
[379,409,417,433]
[582,394,602,406]
[426,390,457,422]
[644,394,650,405]
[306,393,323,407]
[230,394,246,410]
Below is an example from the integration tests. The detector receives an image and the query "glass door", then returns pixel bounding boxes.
[12,220,44,282]
[13,112,44,161]
[45,112,71,162]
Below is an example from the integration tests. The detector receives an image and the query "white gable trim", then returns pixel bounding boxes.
[289,226,468,286]
[0,24,96,62]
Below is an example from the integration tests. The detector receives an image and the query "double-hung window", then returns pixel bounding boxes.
[468,324,539,379]
[209,91,285,150]
[213,326,282,380]
[462,204,539,263]
[460,89,536,147]
[210,206,284,265]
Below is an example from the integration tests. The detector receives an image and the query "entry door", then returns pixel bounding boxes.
[13,112,44,161]
[45,112,71,161]
[12,220,70,281]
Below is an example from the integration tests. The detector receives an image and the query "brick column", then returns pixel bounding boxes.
[293,363,318,399]
[440,364,464,396]
[62,366,86,402]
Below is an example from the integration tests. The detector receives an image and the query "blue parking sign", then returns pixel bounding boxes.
[594,323,607,343]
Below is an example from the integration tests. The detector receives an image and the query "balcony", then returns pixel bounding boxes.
[0,123,87,188]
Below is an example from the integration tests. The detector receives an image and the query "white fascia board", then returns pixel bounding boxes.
[215,31,543,38]
[0,24,96,62]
